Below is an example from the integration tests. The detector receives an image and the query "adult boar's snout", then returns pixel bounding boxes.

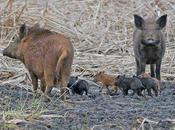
[2,48,8,56]
[142,39,160,46]
[2,47,17,59]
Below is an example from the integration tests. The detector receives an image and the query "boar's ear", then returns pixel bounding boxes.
[75,76,78,80]
[19,24,28,37]
[156,14,167,29]
[134,14,144,29]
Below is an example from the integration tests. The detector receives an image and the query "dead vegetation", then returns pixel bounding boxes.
[0,0,175,129]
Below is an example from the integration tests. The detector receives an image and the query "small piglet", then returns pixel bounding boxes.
[133,14,167,80]
[68,76,89,95]
[115,75,145,97]
[3,24,74,101]
[94,71,118,94]
[136,73,160,96]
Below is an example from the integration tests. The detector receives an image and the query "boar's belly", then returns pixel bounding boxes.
[145,57,158,64]
[142,46,160,64]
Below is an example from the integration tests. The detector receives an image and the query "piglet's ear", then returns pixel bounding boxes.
[156,14,167,29]
[75,76,78,80]
[20,24,27,34]
[19,23,28,39]
[134,14,144,30]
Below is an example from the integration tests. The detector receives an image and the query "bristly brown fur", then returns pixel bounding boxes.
[94,71,118,93]
[3,24,74,101]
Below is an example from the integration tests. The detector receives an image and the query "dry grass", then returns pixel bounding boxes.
[1,0,175,83]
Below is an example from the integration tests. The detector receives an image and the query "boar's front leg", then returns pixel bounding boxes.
[136,59,140,76]
[150,64,155,77]
[29,71,38,93]
[156,60,161,80]
[140,62,146,74]
[136,59,145,75]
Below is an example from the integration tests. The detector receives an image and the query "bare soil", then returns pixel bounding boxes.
[0,81,175,130]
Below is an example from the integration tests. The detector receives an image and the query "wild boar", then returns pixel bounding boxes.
[67,76,78,88]
[94,71,118,94]
[3,23,74,101]
[137,73,160,96]
[68,77,89,95]
[115,75,145,97]
[133,14,167,80]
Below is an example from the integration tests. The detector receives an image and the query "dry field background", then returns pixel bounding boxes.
[0,0,175,130]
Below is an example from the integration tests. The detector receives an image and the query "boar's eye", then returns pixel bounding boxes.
[12,36,15,40]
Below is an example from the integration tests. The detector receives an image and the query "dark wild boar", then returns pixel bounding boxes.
[137,73,160,96]
[68,77,89,95]
[94,71,118,94]
[67,76,78,88]
[133,14,167,80]
[3,24,74,101]
[115,75,145,97]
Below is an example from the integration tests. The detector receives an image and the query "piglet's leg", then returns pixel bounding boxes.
[112,85,118,93]
[99,86,103,93]
[106,86,111,94]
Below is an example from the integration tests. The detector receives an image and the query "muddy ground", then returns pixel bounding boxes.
[0,81,175,130]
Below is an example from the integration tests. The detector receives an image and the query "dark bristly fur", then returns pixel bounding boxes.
[115,75,145,96]
[68,76,89,95]
[137,73,160,96]
[133,14,167,80]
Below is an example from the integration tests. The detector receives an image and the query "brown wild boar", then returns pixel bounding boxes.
[3,23,74,101]
[133,14,167,80]
[94,71,118,94]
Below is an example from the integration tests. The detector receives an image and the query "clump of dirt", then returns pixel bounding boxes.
[0,82,175,130]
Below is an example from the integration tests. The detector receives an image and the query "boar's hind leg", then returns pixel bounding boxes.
[44,71,55,102]
[156,61,161,80]
[29,71,38,93]
[150,64,155,77]
[40,78,46,93]
[60,70,70,101]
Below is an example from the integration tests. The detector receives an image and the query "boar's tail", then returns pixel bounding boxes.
[55,51,68,81]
